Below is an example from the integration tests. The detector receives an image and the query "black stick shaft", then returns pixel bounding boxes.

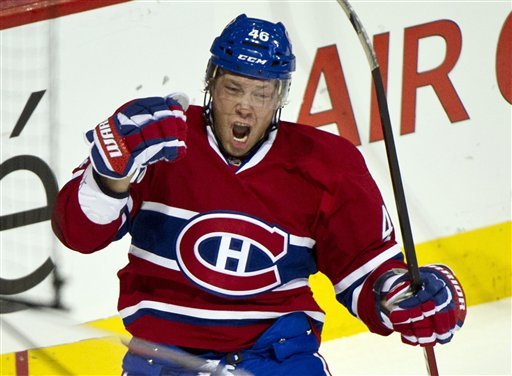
[372,58,440,376]
[371,70,421,290]
[335,1,439,374]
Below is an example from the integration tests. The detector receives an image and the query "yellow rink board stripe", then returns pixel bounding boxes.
[316,220,511,340]
[1,221,510,375]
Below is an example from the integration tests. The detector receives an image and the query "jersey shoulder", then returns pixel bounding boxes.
[278,120,368,173]
[185,104,207,132]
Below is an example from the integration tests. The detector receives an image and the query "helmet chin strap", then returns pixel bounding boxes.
[202,91,280,161]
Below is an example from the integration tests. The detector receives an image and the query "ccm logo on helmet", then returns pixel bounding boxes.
[237,54,268,65]
[176,212,288,296]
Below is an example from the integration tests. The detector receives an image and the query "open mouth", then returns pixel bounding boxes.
[232,123,251,143]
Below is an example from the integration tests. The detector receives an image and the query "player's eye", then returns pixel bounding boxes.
[254,92,270,100]
[224,85,241,95]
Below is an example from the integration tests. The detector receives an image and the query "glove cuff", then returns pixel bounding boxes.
[357,259,407,336]
[92,169,130,199]
[372,268,410,330]
[78,165,129,225]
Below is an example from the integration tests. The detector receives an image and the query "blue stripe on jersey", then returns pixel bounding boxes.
[130,209,183,259]
[122,307,270,328]
[336,252,404,317]
[129,209,317,286]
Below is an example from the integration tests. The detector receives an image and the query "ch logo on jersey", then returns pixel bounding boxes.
[176,212,288,296]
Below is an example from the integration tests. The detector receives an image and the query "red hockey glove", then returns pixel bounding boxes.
[375,264,466,346]
[85,93,188,179]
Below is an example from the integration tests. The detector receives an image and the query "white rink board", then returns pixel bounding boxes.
[1,1,510,327]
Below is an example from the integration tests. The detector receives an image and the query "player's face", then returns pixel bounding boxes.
[211,73,280,157]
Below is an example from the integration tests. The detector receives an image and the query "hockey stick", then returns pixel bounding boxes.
[334,1,439,375]
[0,298,252,375]
[125,337,252,376]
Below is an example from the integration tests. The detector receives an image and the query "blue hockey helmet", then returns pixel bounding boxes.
[208,14,296,81]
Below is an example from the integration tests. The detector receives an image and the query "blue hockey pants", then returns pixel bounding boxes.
[122,312,331,375]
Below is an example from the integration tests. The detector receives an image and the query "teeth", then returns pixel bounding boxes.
[232,122,250,142]
[234,135,248,142]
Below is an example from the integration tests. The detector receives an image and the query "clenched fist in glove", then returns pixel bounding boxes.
[86,93,188,180]
[375,264,466,346]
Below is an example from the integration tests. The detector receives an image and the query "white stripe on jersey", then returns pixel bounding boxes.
[350,284,364,318]
[129,244,179,270]
[139,202,316,248]
[289,234,316,248]
[272,278,310,292]
[333,244,402,294]
[119,299,326,323]
[129,247,312,292]
[141,201,197,219]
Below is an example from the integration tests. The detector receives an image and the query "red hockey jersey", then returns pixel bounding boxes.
[52,105,404,351]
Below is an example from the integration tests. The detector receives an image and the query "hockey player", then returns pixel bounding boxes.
[52,14,466,375]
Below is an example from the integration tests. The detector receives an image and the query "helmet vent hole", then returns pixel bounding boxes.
[221,47,233,56]
[242,41,266,50]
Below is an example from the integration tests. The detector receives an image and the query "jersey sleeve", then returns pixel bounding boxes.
[313,143,406,335]
[51,160,141,254]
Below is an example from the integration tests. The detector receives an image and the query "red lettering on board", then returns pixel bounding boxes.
[297,45,361,145]
[401,20,469,135]
[496,13,511,104]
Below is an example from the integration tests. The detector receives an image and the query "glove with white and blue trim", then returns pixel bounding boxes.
[85,93,188,179]
[375,264,466,346]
